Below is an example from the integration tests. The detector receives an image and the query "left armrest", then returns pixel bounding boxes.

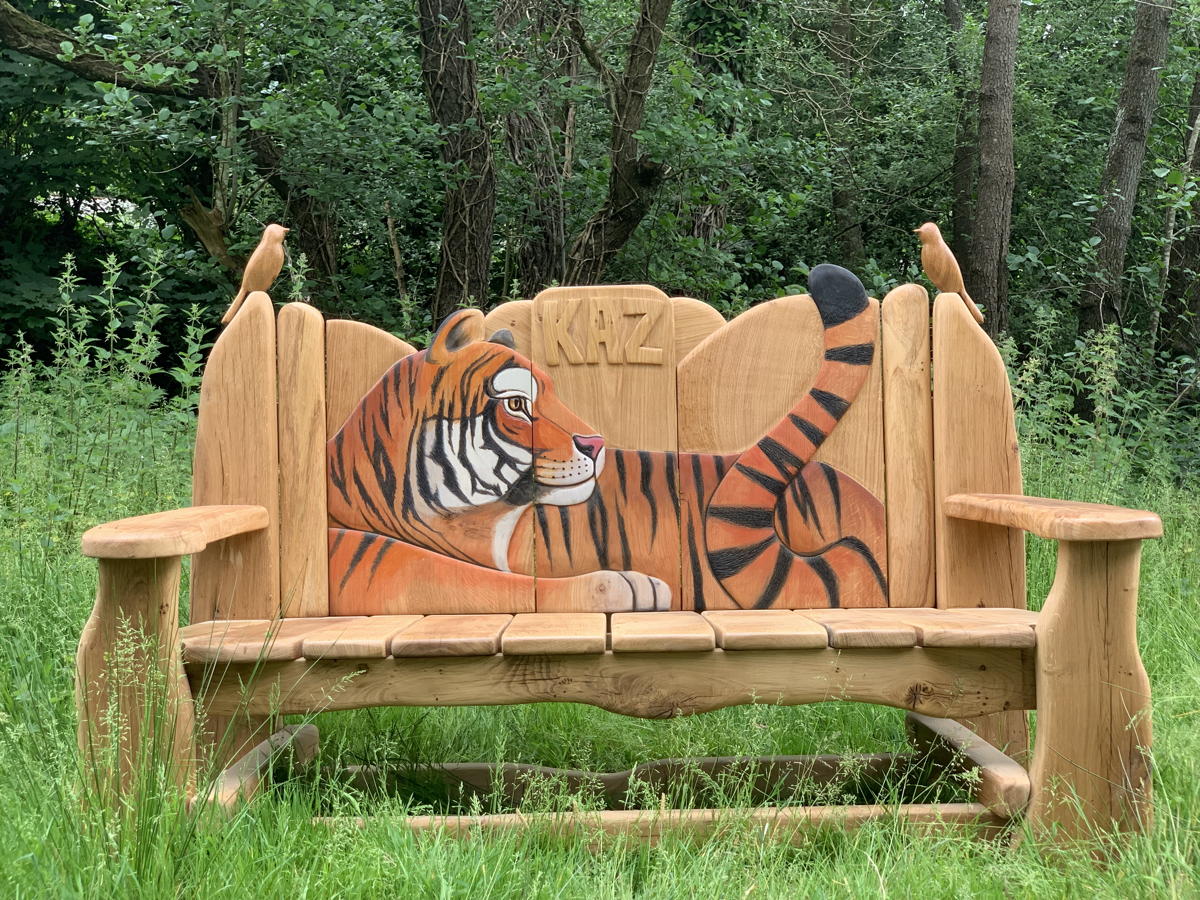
[944,493,1162,542]
[81,505,269,559]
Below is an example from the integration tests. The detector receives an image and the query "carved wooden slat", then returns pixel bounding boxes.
[324,320,416,438]
[482,300,533,353]
[192,291,280,621]
[180,617,361,662]
[501,613,607,654]
[798,610,919,648]
[672,297,725,360]
[391,614,512,657]
[300,615,422,658]
[277,303,329,617]
[610,611,716,652]
[701,610,828,650]
[882,284,935,607]
[932,291,1027,755]
[677,295,821,455]
[530,285,677,451]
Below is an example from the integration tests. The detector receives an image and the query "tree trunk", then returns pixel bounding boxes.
[1078,0,1174,336]
[564,0,674,284]
[418,0,497,322]
[966,0,1020,336]
[1161,70,1200,356]
[495,0,572,296]
[943,0,977,261]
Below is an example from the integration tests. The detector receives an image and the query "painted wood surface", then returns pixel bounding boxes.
[191,291,280,622]
[194,646,1036,720]
[324,319,416,437]
[277,303,329,617]
[931,290,1028,755]
[882,284,935,607]
[530,284,678,451]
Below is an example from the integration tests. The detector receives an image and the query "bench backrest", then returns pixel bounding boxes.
[188,285,1023,621]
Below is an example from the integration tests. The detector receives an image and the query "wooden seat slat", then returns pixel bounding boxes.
[701,610,828,650]
[798,610,920,648]
[501,613,606,655]
[181,617,361,663]
[301,615,423,659]
[892,609,1038,649]
[611,612,715,652]
[392,615,512,657]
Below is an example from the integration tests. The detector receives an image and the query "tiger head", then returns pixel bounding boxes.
[328,309,604,541]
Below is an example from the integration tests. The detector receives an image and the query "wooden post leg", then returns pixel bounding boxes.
[1026,540,1152,845]
[76,557,196,799]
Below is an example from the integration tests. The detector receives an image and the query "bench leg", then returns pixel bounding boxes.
[76,557,196,800]
[1026,540,1152,846]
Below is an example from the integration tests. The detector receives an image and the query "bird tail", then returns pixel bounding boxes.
[221,287,248,325]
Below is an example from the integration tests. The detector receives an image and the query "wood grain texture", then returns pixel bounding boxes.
[677,295,821,455]
[672,297,725,360]
[345,803,1005,842]
[1026,539,1153,842]
[324,319,416,437]
[191,291,280,622]
[194,647,1036,720]
[300,615,422,659]
[893,608,1037,649]
[531,284,677,451]
[201,724,318,810]
[180,617,360,663]
[482,300,533,352]
[701,610,829,650]
[77,557,195,797]
[391,614,512,657]
[81,506,268,559]
[931,290,1028,757]
[882,283,935,607]
[277,303,329,616]
[610,611,716,652]
[944,493,1163,542]
[500,613,607,655]
[906,712,1030,818]
[799,610,919,648]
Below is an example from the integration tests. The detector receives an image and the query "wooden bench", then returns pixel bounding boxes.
[75,268,1161,849]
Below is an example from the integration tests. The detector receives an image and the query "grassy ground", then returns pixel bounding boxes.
[0,332,1197,897]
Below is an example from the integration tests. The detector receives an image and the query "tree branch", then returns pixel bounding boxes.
[567,12,618,113]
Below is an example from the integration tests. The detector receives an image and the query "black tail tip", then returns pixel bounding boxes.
[809,263,868,327]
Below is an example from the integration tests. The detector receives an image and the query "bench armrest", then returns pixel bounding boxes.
[81,505,269,559]
[943,493,1162,542]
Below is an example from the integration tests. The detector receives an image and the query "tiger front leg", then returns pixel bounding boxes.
[536,570,672,613]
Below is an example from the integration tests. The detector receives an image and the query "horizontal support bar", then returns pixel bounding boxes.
[192,647,1035,720]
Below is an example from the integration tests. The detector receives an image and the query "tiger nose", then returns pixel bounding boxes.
[573,434,604,460]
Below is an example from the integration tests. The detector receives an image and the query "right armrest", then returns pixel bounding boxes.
[81,505,269,559]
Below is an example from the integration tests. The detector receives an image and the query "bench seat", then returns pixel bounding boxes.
[180,607,1039,663]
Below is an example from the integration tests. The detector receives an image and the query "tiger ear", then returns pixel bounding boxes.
[487,328,516,349]
[428,309,485,364]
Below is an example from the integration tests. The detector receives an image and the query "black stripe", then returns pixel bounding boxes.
[714,455,729,479]
[330,529,347,556]
[792,473,824,537]
[429,365,448,396]
[758,437,804,479]
[614,451,628,495]
[427,420,471,504]
[351,469,389,528]
[339,532,380,591]
[366,536,392,584]
[707,505,775,529]
[329,433,351,505]
[664,453,679,518]
[824,343,874,365]
[690,454,707,503]
[557,505,574,562]
[534,505,552,563]
[370,428,398,508]
[820,463,843,525]
[839,536,889,598]
[708,536,774,579]
[810,388,850,420]
[789,414,826,447]
[637,450,659,540]
[587,491,610,568]
[804,556,840,607]
[735,462,785,496]
[686,516,705,612]
[756,548,793,609]
[616,511,632,570]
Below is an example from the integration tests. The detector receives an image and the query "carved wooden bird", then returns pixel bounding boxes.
[914,222,985,324]
[222,224,289,324]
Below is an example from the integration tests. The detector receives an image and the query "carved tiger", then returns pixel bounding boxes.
[327,264,887,614]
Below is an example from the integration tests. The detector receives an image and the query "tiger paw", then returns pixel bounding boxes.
[537,570,672,612]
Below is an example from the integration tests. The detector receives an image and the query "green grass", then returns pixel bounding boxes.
[0,324,1198,897]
